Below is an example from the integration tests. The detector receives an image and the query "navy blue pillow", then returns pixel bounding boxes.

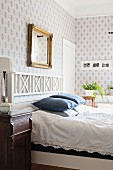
[50,93,85,104]
[32,97,78,112]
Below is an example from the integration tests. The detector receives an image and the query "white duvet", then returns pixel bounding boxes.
[32,105,113,155]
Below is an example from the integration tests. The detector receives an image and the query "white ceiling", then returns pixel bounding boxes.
[55,0,113,18]
[69,0,113,6]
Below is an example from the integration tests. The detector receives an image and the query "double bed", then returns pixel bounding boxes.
[5,72,113,170]
[31,106,113,157]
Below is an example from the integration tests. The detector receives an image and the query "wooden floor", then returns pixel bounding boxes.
[32,164,79,170]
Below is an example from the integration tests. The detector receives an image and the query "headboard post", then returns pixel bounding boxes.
[7,72,14,103]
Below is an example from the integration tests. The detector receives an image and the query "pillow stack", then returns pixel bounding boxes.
[32,93,85,112]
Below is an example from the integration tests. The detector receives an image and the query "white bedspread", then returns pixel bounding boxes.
[31,105,113,155]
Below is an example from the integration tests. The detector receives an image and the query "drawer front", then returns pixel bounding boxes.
[13,118,31,135]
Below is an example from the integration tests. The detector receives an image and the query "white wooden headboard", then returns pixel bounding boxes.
[7,72,63,106]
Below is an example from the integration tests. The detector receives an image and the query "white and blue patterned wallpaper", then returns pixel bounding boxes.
[0,0,75,76]
[75,15,113,94]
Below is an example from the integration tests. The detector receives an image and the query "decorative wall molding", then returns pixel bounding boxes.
[55,0,113,18]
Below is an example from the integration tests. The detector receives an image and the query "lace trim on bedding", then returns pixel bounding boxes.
[32,141,113,156]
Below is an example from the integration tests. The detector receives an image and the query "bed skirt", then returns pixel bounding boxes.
[31,142,113,160]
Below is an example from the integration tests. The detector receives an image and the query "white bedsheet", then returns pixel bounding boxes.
[31,105,113,156]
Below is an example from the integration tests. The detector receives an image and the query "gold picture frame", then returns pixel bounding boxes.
[27,24,53,69]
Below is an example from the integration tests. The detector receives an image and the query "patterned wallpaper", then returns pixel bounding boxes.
[75,15,113,94]
[0,0,75,76]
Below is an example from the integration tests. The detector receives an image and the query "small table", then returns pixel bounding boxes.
[82,96,95,107]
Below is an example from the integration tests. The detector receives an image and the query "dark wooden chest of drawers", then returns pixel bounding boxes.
[0,112,32,170]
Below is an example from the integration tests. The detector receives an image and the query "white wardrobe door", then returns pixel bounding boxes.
[63,39,75,94]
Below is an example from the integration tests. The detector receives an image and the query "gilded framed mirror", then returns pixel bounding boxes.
[27,24,53,69]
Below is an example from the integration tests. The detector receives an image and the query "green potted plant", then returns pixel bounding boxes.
[107,84,113,96]
[81,82,104,99]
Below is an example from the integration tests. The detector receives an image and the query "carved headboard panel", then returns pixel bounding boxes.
[7,72,63,105]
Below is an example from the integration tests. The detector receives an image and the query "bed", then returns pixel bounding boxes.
[5,72,113,170]
[31,106,113,155]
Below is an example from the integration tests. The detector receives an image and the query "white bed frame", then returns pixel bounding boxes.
[6,72,113,170]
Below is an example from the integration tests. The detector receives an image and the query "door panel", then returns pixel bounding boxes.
[63,39,75,94]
